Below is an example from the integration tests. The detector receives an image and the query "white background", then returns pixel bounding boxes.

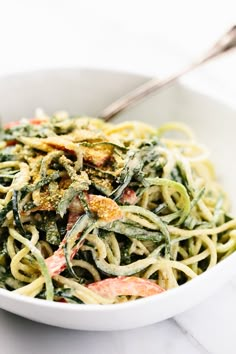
[0,0,235,81]
[0,1,236,353]
[0,0,235,102]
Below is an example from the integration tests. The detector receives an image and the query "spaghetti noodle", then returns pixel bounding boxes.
[0,111,235,304]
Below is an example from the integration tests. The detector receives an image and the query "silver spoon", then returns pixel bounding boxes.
[100,25,236,122]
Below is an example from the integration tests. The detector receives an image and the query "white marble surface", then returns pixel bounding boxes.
[0,1,236,353]
[1,276,236,354]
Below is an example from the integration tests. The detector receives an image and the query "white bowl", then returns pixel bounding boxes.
[0,68,236,331]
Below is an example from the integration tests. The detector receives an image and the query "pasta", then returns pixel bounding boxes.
[0,110,235,304]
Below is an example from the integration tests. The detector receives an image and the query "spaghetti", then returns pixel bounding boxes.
[0,111,235,304]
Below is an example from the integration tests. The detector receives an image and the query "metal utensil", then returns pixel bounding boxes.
[100,26,236,121]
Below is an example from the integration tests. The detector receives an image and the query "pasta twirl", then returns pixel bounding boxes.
[0,112,235,304]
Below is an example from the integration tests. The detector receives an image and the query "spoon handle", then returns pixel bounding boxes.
[100,26,236,122]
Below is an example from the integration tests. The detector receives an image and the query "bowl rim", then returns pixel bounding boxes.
[0,66,152,82]
[1,252,235,312]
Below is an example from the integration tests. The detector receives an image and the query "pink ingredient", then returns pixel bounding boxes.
[119,188,138,205]
[88,276,165,298]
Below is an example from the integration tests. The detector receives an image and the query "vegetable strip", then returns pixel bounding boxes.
[0,113,234,305]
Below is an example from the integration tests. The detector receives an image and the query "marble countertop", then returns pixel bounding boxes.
[0,2,236,353]
[1,275,236,354]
